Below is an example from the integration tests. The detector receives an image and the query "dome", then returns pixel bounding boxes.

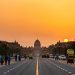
[34,39,41,47]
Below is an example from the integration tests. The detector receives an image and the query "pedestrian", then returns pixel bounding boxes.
[7,55,11,65]
[1,56,4,65]
[55,55,58,60]
[18,55,21,61]
[0,55,2,65]
[5,55,8,65]
[15,55,17,61]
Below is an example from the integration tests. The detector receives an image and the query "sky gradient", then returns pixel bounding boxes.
[0,0,75,46]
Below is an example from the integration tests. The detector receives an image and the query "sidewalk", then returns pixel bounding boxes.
[0,58,25,68]
[0,59,16,68]
[58,60,75,67]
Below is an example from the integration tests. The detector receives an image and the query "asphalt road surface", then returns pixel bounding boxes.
[0,58,75,75]
[39,58,75,75]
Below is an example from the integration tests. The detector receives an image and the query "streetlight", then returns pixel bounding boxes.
[58,41,60,55]
[64,39,69,55]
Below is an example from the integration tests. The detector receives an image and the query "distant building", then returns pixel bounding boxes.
[0,40,22,56]
[34,39,41,57]
[42,46,49,55]
[48,41,75,55]
[34,39,41,49]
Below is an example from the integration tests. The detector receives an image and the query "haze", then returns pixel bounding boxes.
[0,0,75,46]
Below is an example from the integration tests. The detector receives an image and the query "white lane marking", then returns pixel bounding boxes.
[4,61,25,74]
[9,69,13,71]
[36,58,39,75]
[64,69,68,72]
[68,72,72,74]
[60,67,63,70]
[49,60,74,75]
[7,70,9,72]
[54,64,72,74]
[62,68,65,71]
[4,72,7,74]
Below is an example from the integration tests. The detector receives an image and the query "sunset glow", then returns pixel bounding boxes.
[64,39,69,43]
[0,0,75,46]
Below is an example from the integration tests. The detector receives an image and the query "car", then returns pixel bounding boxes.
[58,55,66,60]
[49,54,54,58]
[42,55,46,58]
[42,54,49,58]
[46,54,49,58]
[29,56,33,59]
[67,56,74,64]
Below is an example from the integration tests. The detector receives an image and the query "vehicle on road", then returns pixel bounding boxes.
[67,49,74,64]
[29,56,33,59]
[58,55,66,60]
[49,54,54,58]
[28,54,33,59]
[42,54,49,58]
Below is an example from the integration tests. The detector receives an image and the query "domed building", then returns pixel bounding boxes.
[34,39,41,49]
[34,39,41,57]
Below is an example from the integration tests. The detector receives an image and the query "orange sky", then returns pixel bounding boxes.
[0,0,75,47]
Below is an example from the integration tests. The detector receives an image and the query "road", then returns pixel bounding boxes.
[0,58,75,75]
[39,58,75,75]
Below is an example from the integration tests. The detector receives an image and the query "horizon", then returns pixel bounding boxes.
[0,39,75,47]
[0,39,56,47]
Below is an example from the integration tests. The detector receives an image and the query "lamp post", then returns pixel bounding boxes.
[64,39,69,55]
[58,41,60,55]
[7,44,10,55]
[59,45,60,55]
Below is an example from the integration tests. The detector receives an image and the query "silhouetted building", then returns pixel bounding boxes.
[42,46,49,55]
[34,39,41,57]
[0,40,22,56]
[34,39,41,49]
[48,41,75,56]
